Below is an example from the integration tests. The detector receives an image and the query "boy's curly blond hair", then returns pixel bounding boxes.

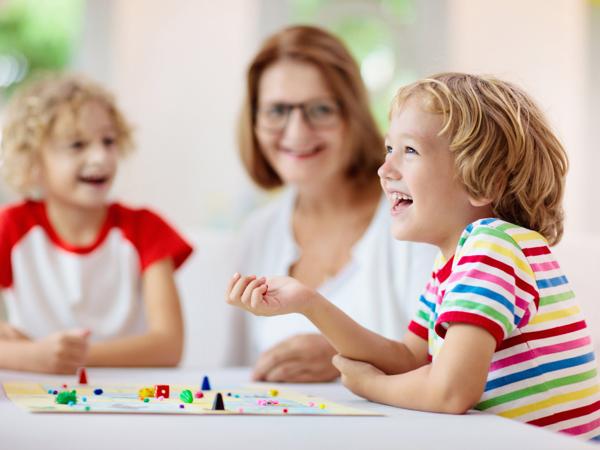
[390,72,568,246]
[1,73,134,195]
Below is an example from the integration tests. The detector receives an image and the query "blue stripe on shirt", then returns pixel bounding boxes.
[536,275,569,289]
[448,284,515,315]
[485,352,596,391]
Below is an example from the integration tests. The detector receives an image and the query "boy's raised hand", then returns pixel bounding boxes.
[226,273,316,316]
[32,329,91,374]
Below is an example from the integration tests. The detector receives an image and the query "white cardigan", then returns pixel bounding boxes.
[235,188,437,361]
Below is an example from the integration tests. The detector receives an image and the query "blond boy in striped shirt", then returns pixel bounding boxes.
[226,73,600,440]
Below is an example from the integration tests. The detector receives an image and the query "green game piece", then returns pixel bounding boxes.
[143,398,150,403]
[55,390,77,405]
[179,389,194,404]
[85,406,91,411]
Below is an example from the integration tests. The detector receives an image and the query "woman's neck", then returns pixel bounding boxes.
[45,197,108,247]
[294,176,381,217]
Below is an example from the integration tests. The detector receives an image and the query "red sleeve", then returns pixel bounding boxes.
[0,201,40,288]
[116,205,193,272]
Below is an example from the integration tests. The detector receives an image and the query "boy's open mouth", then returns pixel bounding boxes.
[78,174,110,185]
[392,191,413,212]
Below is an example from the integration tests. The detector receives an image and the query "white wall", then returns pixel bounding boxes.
[105,0,261,232]
[447,0,592,236]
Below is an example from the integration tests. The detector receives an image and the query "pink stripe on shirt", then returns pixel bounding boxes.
[530,261,560,272]
[490,336,592,371]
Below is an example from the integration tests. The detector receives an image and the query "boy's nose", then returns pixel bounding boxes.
[378,156,401,180]
[87,142,110,163]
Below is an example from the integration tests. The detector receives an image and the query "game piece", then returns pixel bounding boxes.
[194,391,204,399]
[82,397,87,402]
[319,403,326,409]
[269,389,279,397]
[143,398,150,403]
[77,367,88,385]
[62,384,67,388]
[211,392,225,410]
[93,388,103,395]
[283,408,288,414]
[179,404,184,409]
[138,386,155,400]
[179,389,193,404]
[155,385,170,398]
[85,406,90,411]
[56,390,77,405]
[201,376,211,391]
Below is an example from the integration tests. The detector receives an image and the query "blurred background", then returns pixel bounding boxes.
[0,0,599,366]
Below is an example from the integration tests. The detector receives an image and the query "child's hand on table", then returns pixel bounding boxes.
[30,329,91,374]
[332,354,385,399]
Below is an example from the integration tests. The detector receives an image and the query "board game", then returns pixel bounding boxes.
[3,379,381,416]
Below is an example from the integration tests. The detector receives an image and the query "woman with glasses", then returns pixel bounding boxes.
[234,25,436,382]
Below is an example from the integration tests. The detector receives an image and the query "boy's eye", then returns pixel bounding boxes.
[103,137,116,146]
[71,140,86,150]
[385,145,393,154]
[405,146,418,155]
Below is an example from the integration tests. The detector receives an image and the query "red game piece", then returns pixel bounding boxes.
[77,367,88,385]
[155,385,170,398]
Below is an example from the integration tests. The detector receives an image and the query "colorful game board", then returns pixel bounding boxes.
[3,381,381,416]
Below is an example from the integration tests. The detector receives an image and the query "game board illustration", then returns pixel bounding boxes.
[3,379,381,416]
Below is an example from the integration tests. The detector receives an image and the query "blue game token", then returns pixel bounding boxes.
[93,388,103,395]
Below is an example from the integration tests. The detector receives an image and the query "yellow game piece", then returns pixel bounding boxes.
[138,386,155,400]
[269,389,279,397]
[319,403,326,409]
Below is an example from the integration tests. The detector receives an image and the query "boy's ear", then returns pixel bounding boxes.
[468,196,493,208]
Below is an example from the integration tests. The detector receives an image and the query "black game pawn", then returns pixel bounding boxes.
[212,392,225,411]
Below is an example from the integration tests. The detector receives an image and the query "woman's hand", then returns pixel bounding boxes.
[332,354,385,399]
[252,333,339,382]
[225,273,317,316]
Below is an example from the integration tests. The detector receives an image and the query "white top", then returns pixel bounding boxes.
[0,201,193,341]
[235,188,437,360]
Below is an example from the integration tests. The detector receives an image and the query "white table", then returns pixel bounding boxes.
[0,367,594,450]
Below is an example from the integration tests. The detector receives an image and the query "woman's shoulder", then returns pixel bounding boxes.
[238,189,293,235]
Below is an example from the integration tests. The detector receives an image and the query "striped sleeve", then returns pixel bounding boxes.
[408,279,436,341]
[435,225,539,346]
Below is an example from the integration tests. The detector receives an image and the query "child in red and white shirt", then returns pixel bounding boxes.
[0,74,192,373]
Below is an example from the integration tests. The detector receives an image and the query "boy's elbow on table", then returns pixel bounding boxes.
[428,381,481,415]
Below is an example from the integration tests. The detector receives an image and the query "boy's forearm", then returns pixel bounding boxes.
[304,294,418,374]
[86,332,183,367]
[0,340,37,372]
[361,365,472,414]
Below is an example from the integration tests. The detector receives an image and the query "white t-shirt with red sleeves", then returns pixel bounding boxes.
[0,201,193,341]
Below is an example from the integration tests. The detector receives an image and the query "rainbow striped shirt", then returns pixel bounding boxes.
[408,218,600,440]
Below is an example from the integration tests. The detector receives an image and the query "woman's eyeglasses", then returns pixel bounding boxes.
[255,98,341,132]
